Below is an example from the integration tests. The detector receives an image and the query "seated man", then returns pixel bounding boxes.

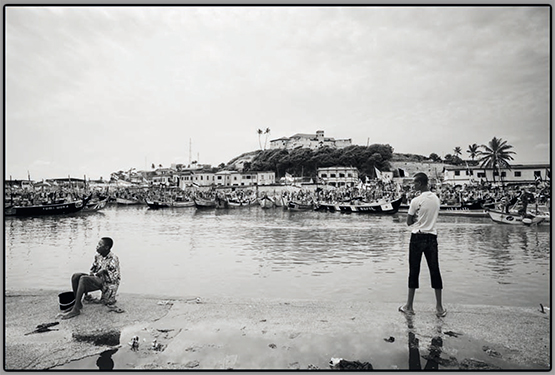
[62,237,120,319]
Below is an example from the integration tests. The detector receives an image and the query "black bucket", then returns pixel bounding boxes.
[58,291,75,311]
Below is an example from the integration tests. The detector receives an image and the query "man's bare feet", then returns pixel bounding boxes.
[398,305,415,315]
[61,309,81,320]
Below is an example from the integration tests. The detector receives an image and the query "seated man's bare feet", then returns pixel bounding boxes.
[61,309,81,320]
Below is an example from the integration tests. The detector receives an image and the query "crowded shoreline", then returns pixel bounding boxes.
[4,177,551,212]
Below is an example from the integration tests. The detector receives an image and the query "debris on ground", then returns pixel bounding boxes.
[444,331,463,337]
[482,346,502,358]
[25,322,60,335]
[459,358,501,370]
[329,357,373,370]
[128,335,139,351]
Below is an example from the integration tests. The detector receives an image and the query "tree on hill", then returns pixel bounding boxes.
[257,129,263,150]
[443,154,463,165]
[263,128,271,150]
[429,153,442,162]
[248,144,394,179]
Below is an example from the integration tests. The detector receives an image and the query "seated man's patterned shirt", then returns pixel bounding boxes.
[90,251,121,286]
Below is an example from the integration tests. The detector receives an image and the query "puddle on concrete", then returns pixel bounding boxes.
[54,323,540,370]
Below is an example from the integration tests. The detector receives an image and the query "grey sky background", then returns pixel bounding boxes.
[5,6,551,181]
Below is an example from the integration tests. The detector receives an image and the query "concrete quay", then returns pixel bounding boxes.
[4,290,551,371]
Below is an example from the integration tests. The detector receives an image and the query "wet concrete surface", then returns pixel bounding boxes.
[4,290,551,370]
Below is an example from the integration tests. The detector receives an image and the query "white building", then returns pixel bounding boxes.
[215,171,276,187]
[174,171,194,189]
[442,163,550,186]
[190,170,216,187]
[317,166,359,187]
[215,171,242,187]
[270,130,351,150]
[152,168,174,185]
[256,171,276,186]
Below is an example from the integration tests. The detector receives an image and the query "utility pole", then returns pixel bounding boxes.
[189,139,192,166]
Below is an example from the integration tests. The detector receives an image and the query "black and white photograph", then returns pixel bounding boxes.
[4,4,551,371]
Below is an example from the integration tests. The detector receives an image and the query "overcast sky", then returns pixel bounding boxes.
[5,6,551,181]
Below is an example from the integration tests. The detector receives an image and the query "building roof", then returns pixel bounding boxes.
[444,163,550,171]
[290,133,317,139]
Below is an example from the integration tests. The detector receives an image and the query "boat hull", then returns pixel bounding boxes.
[83,197,109,212]
[194,197,216,209]
[5,196,91,217]
[116,197,140,205]
[337,197,402,214]
[285,200,314,211]
[171,200,195,208]
[146,200,171,209]
[314,202,340,212]
[259,196,276,209]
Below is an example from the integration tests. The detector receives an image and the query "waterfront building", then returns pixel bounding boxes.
[442,163,551,186]
[256,171,276,186]
[269,130,351,150]
[174,170,194,189]
[215,171,276,187]
[215,171,242,187]
[151,167,174,186]
[317,166,359,187]
[192,170,216,187]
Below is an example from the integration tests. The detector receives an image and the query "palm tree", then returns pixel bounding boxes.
[478,137,516,184]
[263,128,271,150]
[257,129,263,150]
[467,144,480,161]
[453,147,462,157]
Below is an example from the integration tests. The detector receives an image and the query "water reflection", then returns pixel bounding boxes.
[4,206,550,306]
[404,314,443,370]
[96,348,118,370]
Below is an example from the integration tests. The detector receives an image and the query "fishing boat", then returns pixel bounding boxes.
[171,199,195,208]
[194,197,217,209]
[258,195,276,209]
[488,210,545,225]
[285,200,314,211]
[314,202,340,212]
[215,196,257,209]
[82,196,109,212]
[337,197,403,214]
[227,197,258,208]
[5,195,91,217]
[145,200,171,209]
[116,197,140,205]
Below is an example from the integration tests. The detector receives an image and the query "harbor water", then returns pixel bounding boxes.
[5,204,551,308]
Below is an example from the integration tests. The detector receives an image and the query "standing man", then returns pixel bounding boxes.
[399,173,446,317]
[62,237,120,319]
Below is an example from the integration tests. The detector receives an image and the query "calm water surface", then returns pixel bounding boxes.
[5,204,551,307]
